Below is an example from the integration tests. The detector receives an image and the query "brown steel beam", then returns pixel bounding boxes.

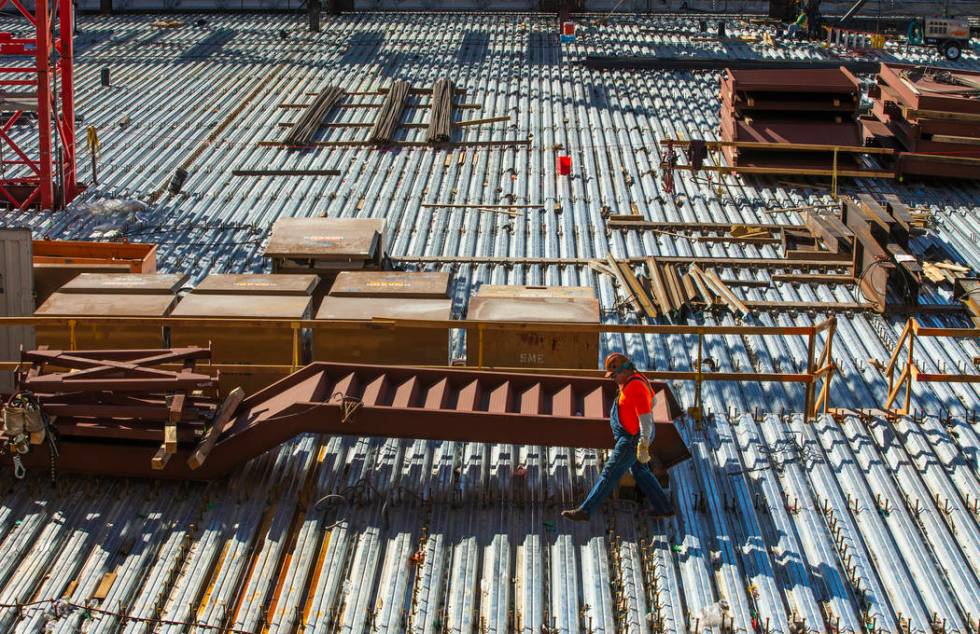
[8,363,690,480]
[395,255,852,270]
[230,169,341,177]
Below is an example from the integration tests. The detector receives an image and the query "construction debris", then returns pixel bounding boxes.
[690,264,751,316]
[283,85,344,146]
[607,254,658,319]
[426,78,455,143]
[369,79,410,144]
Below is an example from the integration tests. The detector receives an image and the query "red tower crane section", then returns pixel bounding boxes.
[0,0,78,210]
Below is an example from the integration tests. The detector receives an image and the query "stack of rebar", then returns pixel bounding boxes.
[426,78,454,143]
[369,80,411,144]
[284,85,343,146]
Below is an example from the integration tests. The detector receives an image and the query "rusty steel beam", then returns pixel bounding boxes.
[5,362,690,481]
[21,348,217,393]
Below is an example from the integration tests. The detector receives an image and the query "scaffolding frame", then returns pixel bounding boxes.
[883,318,980,415]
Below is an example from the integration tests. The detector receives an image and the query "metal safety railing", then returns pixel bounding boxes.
[0,315,837,420]
[882,318,980,415]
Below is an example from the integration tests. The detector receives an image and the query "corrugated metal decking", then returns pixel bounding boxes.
[0,11,977,634]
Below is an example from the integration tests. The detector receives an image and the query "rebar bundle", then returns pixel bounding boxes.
[426,78,454,143]
[369,80,410,144]
[284,85,343,146]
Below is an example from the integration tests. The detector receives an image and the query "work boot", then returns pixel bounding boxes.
[560,508,589,522]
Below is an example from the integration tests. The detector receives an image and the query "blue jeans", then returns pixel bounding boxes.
[579,402,671,515]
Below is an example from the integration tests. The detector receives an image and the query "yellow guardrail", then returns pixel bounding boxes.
[0,315,838,420]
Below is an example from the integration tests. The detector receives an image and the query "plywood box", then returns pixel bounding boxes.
[34,273,186,350]
[169,274,318,394]
[466,285,600,370]
[314,271,452,365]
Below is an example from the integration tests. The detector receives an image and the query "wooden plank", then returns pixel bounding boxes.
[398,254,852,269]
[702,268,751,316]
[663,263,685,313]
[260,138,531,149]
[92,571,117,600]
[902,106,980,123]
[169,394,185,423]
[608,219,786,232]
[932,133,980,146]
[681,272,698,302]
[645,258,672,315]
[610,255,658,319]
[231,169,341,177]
[164,425,177,454]
[668,138,895,154]
[588,260,617,277]
[457,115,511,127]
[671,163,896,179]
[152,444,170,470]
[687,265,715,306]
[188,387,246,470]
[771,273,854,284]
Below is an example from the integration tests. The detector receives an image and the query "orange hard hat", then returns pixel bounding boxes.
[603,352,631,377]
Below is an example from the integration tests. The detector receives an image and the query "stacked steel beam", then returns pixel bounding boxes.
[866,64,980,179]
[719,67,866,173]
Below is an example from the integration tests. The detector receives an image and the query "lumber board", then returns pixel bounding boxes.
[164,425,177,454]
[702,268,751,316]
[611,256,658,319]
[687,265,715,306]
[152,444,170,470]
[231,169,341,177]
[457,115,511,127]
[681,272,698,302]
[645,258,672,315]
[92,571,117,600]
[188,387,245,470]
[664,263,686,313]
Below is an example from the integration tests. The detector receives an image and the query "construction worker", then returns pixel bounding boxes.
[561,352,673,521]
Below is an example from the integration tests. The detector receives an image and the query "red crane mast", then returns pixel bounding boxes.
[0,0,78,210]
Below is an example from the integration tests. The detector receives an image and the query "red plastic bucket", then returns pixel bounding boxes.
[557,155,572,175]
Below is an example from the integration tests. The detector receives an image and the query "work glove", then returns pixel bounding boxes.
[636,412,655,464]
